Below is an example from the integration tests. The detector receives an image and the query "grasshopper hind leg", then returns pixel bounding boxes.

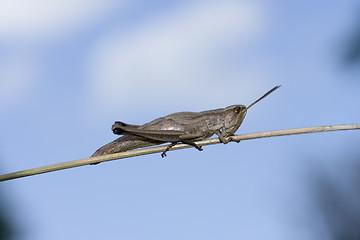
[181,140,203,152]
[161,141,203,158]
[161,142,177,157]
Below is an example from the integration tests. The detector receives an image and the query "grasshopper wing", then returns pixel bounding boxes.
[112,121,186,142]
[112,122,141,135]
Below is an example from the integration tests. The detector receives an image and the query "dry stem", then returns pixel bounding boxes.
[0,124,359,182]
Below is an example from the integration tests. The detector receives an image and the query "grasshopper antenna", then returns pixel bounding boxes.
[246,85,281,110]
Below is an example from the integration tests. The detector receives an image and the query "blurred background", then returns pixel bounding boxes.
[0,0,359,239]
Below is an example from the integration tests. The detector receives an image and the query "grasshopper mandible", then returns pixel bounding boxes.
[91,86,280,158]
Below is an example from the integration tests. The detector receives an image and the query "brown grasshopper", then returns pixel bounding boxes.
[91,85,280,158]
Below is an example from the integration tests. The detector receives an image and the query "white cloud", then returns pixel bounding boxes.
[0,0,127,42]
[87,0,269,115]
[0,0,127,108]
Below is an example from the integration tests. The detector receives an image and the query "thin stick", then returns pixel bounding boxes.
[0,124,359,182]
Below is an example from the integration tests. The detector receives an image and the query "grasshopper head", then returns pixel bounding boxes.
[222,85,281,136]
[223,105,247,136]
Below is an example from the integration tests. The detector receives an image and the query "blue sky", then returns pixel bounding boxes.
[1,0,360,239]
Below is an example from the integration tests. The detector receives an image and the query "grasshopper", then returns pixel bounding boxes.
[91,85,280,158]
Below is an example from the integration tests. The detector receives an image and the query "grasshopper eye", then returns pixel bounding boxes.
[234,106,241,113]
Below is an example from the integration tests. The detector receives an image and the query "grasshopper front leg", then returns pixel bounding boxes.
[214,130,240,144]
